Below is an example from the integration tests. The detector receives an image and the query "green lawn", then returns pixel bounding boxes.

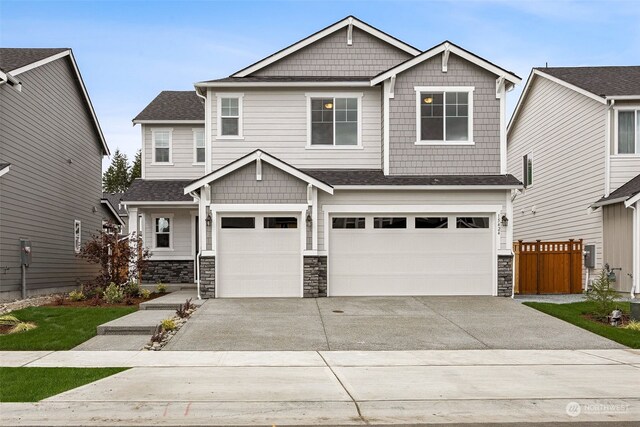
[0,367,127,402]
[523,301,640,349]
[0,306,136,350]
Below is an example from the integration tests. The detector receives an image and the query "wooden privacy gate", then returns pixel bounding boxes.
[514,240,583,294]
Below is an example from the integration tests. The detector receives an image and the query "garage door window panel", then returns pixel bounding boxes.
[221,217,255,229]
[264,217,298,229]
[332,217,366,229]
[456,217,490,229]
[374,217,407,229]
[415,217,449,229]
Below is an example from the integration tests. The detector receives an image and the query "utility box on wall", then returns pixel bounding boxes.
[584,244,596,269]
[20,239,32,266]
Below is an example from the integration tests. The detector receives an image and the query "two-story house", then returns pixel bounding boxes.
[0,48,120,300]
[123,16,522,298]
[508,66,640,296]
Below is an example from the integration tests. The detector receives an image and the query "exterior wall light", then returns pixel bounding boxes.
[205,214,212,227]
[501,215,509,227]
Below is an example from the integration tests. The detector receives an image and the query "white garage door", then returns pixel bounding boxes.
[329,214,494,296]
[217,214,301,297]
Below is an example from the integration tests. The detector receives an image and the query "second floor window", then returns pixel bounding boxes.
[217,94,243,138]
[310,96,360,147]
[618,110,639,154]
[416,87,474,144]
[193,129,205,163]
[153,129,171,163]
[523,152,533,187]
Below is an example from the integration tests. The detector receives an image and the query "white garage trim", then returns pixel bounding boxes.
[323,204,501,296]
[211,204,307,298]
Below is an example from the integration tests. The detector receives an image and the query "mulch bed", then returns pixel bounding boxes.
[0,325,14,334]
[582,312,631,327]
[43,293,165,308]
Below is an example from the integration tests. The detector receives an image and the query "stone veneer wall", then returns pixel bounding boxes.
[142,260,194,284]
[303,256,327,298]
[200,256,216,298]
[497,255,514,297]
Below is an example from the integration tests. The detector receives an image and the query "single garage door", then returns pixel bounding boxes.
[329,214,494,296]
[217,214,301,297]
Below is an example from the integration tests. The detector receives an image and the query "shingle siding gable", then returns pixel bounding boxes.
[251,27,413,77]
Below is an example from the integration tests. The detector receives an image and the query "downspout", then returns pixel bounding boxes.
[189,190,202,300]
[510,189,521,299]
[630,203,638,299]
[604,99,615,197]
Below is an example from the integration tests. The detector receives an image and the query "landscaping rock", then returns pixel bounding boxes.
[0,294,64,314]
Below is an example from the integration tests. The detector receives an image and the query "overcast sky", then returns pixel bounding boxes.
[2,0,639,169]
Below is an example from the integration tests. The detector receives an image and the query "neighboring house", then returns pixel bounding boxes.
[0,48,118,300]
[508,66,640,295]
[123,16,522,298]
[102,192,128,231]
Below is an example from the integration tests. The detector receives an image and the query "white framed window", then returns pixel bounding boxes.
[523,152,533,188]
[415,86,474,145]
[193,128,205,164]
[306,92,363,149]
[74,220,82,253]
[152,214,173,249]
[216,94,244,139]
[615,109,640,155]
[151,128,172,164]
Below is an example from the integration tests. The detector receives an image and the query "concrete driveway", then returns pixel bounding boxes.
[163,296,624,351]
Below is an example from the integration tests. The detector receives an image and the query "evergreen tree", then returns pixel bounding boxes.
[102,149,131,193]
[129,150,141,185]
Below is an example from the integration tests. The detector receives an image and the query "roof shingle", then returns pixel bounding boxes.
[101,192,128,216]
[537,66,640,97]
[301,169,522,186]
[122,179,194,202]
[133,91,204,122]
[593,173,640,206]
[0,48,69,73]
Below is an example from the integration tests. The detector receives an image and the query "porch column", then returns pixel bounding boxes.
[633,202,640,297]
[128,207,139,283]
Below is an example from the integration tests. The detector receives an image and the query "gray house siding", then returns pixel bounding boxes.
[251,27,412,77]
[603,203,633,293]
[0,57,105,298]
[507,75,606,287]
[388,54,501,175]
[211,161,307,204]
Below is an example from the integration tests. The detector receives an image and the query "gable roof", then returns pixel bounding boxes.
[101,192,128,216]
[537,66,640,98]
[133,91,204,123]
[123,179,195,203]
[0,48,110,155]
[371,40,521,86]
[184,150,334,195]
[230,15,421,78]
[592,173,640,208]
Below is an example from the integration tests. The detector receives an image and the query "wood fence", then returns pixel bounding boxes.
[514,239,583,294]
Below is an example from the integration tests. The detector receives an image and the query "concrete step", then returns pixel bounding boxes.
[140,283,196,292]
[96,310,175,335]
[139,290,203,311]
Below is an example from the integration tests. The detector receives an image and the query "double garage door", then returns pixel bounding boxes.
[329,214,495,296]
[216,212,494,297]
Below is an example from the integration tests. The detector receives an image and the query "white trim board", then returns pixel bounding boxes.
[0,164,10,178]
[184,150,334,195]
[332,185,522,190]
[133,120,204,125]
[230,16,421,78]
[100,199,125,227]
[371,42,521,86]
[197,81,372,88]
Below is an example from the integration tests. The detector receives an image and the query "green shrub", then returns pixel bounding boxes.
[103,283,124,304]
[68,290,85,302]
[122,281,140,298]
[155,283,167,294]
[140,289,151,299]
[586,270,621,320]
[160,318,176,331]
[0,314,37,334]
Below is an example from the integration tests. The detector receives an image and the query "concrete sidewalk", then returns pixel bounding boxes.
[1,349,639,425]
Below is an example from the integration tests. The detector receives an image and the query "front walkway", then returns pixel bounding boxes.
[164,296,624,350]
[2,349,639,425]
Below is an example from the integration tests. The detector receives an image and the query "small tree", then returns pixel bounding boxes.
[586,269,621,320]
[129,150,141,185]
[103,149,131,193]
[77,221,151,289]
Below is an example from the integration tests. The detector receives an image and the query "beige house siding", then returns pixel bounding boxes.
[0,57,106,297]
[143,124,205,179]
[610,157,640,192]
[251,27,412,77]
[317,189,509,251]
[210,87,382,169]
[507,75,607,282]
[603,203,634,292]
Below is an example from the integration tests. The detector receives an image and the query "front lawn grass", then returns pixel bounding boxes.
[0,367,127,402]
[0,306,136,350]
[523,301,640,349]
